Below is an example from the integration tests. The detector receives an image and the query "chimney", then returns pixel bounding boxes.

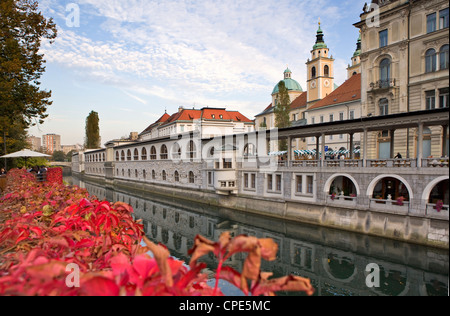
[178,106,184,113]
[129,132,138,141]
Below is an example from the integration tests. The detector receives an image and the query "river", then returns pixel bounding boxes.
[66,176,449,296]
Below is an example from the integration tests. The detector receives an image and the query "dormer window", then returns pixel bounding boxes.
[212,114,215,119]
[219,115,223,119]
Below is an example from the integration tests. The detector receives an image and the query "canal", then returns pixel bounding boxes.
[67,176,449,296]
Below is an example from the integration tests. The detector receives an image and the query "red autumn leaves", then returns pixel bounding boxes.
[0,169,314,296]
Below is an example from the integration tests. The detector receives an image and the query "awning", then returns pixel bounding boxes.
[268,151,287,156]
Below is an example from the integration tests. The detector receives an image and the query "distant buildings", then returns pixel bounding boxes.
[42,134,61,154]
[26,136,42,152]
[27,134,82,156]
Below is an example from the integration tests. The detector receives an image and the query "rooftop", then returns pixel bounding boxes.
[308,73,361,111]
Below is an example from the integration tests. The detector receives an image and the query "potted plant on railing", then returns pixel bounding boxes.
[396,196,405,206]
[331,192,336,201]
[436,200,444,213]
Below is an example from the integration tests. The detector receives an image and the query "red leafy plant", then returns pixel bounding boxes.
[189,232,315,296]
[0,169,314,296]
[435,200,444,213]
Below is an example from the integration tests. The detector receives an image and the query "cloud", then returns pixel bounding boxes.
[39,0,363,130]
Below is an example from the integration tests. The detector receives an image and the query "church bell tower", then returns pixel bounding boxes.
[306,21,335,106]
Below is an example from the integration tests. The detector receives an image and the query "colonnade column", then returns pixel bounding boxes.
[288,136,293,162]
[390,129,396,158]
[363,129,368,167]
[442,124,448,157]
[321,133,326,166]
[316,135,320,161]
[349,133,354,159]
[417,122,424,168]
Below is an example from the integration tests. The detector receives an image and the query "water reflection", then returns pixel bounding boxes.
[69,176,449,296]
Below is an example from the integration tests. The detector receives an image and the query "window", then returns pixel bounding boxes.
[150,146,157,160]
[350,110,355,120]
[439,8,449,29]
[143,170,146,179]
[379,30,388,47]
[307,176,314,194]
[189,171,195,184]
[208,172,213,185]
[329,114,334,122]
[320,116,324,123]
[439,88,449,108]
[187,140,196,159]
[244,173,249,188]
[134,149,139,161]
[135,169,138,178]
[267,175,273,191]
[311,117,315,124]
[121,151,125,161]
[426,90,436,110]
[172,143,181,159]
[116,152,119,162]
[162,170,167,181]
[427,13,437,33]
[174,171,180,182]
[339,112,344,121]
[379,58,391,87]
[379,98,389,116]
[141,148,147,160]
[440,45,449,70]
[127,150,132,161]
[296,175,303,193]
[251,174,256,189]
[223,159,232,169]
[160,145,168,160]
[324,65,330,77]
[276,175,282,192]
[425,49,437,73]
[152,170,156,180]
[311,66,316,79]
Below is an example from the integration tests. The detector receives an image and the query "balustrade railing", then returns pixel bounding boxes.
[369,78,396,90]
[421,158,449,168]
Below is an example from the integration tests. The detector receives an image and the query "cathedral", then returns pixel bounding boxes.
[255,22,362,155]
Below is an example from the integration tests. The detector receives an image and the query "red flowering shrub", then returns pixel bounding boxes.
[0,169,314,296]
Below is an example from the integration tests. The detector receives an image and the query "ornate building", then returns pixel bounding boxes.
[354,0,449,159]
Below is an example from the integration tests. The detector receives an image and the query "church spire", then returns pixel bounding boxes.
[313,19,327,50]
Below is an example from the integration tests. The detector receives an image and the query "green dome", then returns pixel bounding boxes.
[272,79,303,95]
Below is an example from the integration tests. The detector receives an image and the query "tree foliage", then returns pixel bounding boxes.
[0,0,57,128]
[274,81,291,151]
[85,111,101,149]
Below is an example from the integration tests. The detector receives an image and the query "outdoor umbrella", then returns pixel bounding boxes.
[1,149,51,167]
[1,149,51,159]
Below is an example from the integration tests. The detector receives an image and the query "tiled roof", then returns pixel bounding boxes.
[255,92,307,117]
[140,113,171,134]
[308,74,361,111]
[145,108,253,129]
[290,92,307,110]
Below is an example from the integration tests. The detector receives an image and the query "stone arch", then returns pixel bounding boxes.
[366,174,414,199]
[421,176,449,203]
[322,251,357,283]
[324,173,361,196]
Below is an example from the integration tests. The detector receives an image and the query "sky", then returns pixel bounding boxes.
[28,0,367,146]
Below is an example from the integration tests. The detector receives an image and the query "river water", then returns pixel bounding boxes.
[67,176,449,296]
